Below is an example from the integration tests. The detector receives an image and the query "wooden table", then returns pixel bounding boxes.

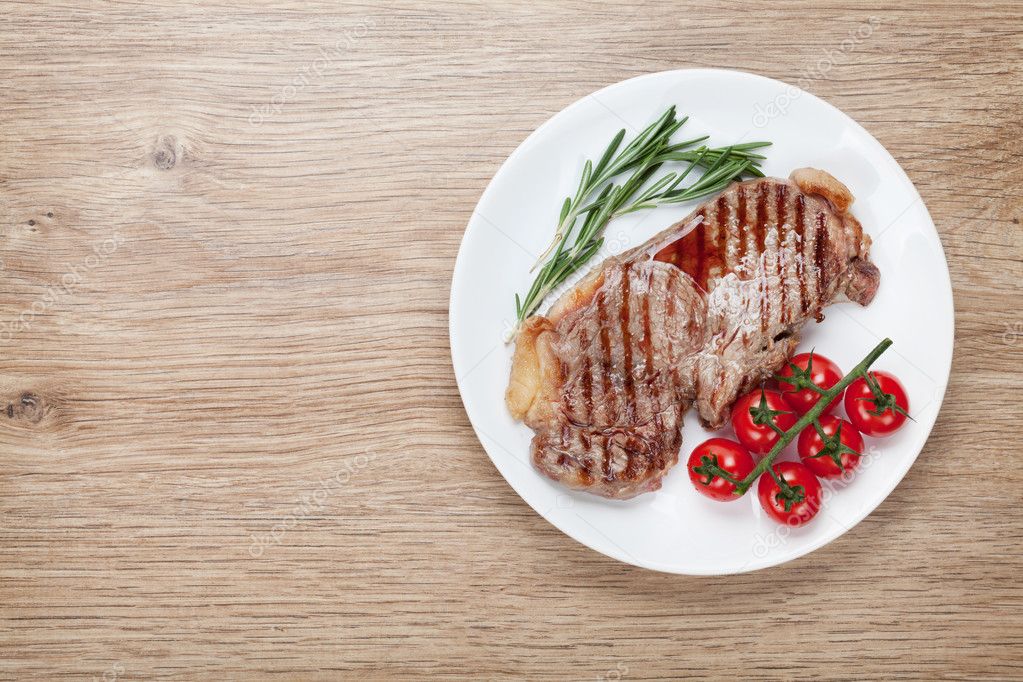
[2,1,1021,679]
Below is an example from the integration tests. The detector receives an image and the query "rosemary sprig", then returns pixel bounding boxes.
[513,106,770,328]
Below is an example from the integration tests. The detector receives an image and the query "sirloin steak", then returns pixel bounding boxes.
[506,168,880,499]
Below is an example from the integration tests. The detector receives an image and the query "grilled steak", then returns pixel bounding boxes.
[506,168,880,499]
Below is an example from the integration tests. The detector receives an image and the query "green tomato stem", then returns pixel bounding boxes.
[733,338,893,495]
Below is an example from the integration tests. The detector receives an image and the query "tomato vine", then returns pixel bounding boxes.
[731,337,895,497]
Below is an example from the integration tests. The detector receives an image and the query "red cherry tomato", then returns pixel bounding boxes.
[777,352,844,415]
[797,414,864,478]
[844,370,910,437]
[731,389,797,455]
[687,438,756,501]
[757,461,823,526]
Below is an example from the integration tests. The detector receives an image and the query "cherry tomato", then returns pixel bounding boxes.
[777,352,844,415]
[731,389,797,455]
[844,370,910,437]
[687,438,756,501]
[797,414,864,478]
[757,461,823,526]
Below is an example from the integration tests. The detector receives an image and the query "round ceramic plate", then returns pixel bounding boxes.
[449,69,953,574]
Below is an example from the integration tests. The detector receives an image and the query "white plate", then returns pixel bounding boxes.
[449,69,953,574]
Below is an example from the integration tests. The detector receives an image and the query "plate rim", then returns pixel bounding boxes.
[449,67,954,574]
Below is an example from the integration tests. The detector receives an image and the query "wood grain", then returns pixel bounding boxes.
[1,1,1021,679]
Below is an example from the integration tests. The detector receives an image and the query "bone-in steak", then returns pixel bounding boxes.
[506,168,880,499]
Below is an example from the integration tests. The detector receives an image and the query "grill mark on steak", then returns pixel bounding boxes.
[755,182,768,254]
[651,407,665,479]
[580,329,593,424]
[755,182,769,332]
[588,321,603,428]
[694,212,706,290]
[596,291,613,473]
[707,199,721,286]
[620,263,635,422]
[776,183,789,325]
[796,194,807,315]
[597,292,613,398]
[735,184,747,266]
[665,267,678,318]
[642,268,655,374]
[665,268,679,388]
[815,211,828,302]
[804,200,819,314]
[713,195,729,286]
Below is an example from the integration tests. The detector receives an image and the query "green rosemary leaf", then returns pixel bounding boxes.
[558,196,571,225]
[593,129,625,179]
